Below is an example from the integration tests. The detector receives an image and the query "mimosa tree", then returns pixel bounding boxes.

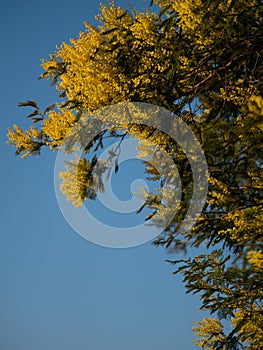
[8,1,263,348]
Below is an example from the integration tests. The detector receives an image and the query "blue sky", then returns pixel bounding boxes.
[1,1,210,349]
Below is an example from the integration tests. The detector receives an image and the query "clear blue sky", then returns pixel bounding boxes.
[0,1,210,349]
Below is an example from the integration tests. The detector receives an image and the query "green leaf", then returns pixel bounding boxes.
[18,100,38,108]
[114,160,119,173]
[27,110,40,118]
[43,104,56,115]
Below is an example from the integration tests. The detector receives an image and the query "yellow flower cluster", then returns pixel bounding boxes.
[39,2,181,114]
[130,14,158,46]
[220,85,257,107]
[218,208,263,243]
[207,175,230,205]
[232,309,263,350]
[7,125,41,158]
[192,317,225,348]
[248,251,263,270]
[60,158,92,208]
[193,310,263,349]
[247,95,263,131]
[42,109,76,148]
[155,0,258,49]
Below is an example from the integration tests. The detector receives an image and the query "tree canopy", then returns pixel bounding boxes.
[8,0,263,348]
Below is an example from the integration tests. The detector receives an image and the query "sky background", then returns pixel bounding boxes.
[1,1,210,349]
